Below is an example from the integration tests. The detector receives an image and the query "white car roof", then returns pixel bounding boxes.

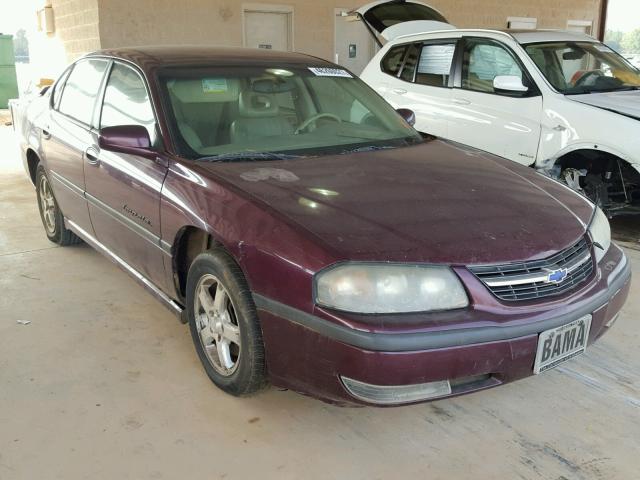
[507,29,597,44]
[392,28,598,45]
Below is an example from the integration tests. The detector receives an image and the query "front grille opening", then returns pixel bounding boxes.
[469,237,594,302]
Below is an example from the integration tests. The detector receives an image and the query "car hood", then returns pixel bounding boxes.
[198,140,594,265]
[568,90,640,120]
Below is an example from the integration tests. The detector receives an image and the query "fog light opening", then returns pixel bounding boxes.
[341,376,452,405]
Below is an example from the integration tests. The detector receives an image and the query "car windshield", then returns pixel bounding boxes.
[159,65,422,160]
[524,41,640,95]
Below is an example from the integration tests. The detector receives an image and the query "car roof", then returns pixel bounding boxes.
[393,28,598,45]
[505,29,597,44]
[86,45,333,70]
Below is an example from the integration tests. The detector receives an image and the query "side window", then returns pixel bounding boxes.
[100,63,156,143]
[399,44,420,82]
[58,59,109,125]
[51,68,71,110]
[416,42,456,87]
[381,45,408,77]
[462,39,525,94]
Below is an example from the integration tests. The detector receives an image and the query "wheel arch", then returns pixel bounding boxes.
[25,148,40,186]
[170,225,248,303]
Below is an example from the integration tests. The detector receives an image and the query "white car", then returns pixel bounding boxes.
[355,1,640,215]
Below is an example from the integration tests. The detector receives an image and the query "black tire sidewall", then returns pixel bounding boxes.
[186,249,266,396]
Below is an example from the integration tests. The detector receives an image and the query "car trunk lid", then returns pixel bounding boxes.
[346,0,455,45]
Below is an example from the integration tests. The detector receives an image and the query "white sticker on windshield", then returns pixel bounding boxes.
[308,67,352,78]
[202,78,229,93]
[595,44,613,53]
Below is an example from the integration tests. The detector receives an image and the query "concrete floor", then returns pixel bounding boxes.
[1,121,639,480]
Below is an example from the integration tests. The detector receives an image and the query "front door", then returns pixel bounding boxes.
[45,59,109,235]
[84,61,169,291]
[446,37,542,165]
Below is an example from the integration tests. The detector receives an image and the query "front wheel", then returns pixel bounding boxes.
[35,164,82,246]
[186,249,268,396]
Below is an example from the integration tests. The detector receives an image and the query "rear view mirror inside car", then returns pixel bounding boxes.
[563,50,586,60]
[252,78,296,94]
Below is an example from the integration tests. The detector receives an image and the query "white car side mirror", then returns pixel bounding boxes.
[493,75,529,94]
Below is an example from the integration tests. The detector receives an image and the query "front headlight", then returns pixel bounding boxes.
[314,264,469,314]
[588,207,611,264]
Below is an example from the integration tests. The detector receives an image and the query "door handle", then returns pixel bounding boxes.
[452,98,471,106]
[85,147,100,165]
[392,88,407,95]
[42,128,51,140]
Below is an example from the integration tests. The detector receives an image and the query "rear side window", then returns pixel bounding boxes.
[51,68,71,110]
[381,45,408,76]
[100,63,156,143]
[416,43,456,87]
[58,59,109,125]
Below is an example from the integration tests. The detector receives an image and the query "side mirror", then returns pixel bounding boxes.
[396,108,416,127]
[493,75,529,95]
[98,125,155,158]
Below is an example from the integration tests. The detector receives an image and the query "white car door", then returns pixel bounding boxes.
[446,37,543,165]
[373,39,458,137]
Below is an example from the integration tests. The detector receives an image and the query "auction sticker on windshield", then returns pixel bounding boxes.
[308,67,352,78]
[533,315,592,374]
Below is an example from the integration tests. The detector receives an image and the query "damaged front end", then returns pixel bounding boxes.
[540,151,640,217]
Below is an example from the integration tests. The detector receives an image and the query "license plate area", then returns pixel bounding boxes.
[533,315,592,374]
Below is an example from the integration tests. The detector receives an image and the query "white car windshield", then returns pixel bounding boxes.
[159,66,422,160]
[524,41,640,94]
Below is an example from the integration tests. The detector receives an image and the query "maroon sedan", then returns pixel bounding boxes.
[16,46,631,405]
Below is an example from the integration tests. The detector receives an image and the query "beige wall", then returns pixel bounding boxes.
[430,0,602,32]
[47,0,603,63]
[51,0,100,60]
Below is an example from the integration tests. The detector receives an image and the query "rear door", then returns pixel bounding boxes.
[45,59,109,235]
[446,37,542,165]
[84,61,169,290]
[350,0,454,45]
[377,38,459,137]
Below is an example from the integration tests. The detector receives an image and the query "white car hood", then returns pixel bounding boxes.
[568,90,640,120]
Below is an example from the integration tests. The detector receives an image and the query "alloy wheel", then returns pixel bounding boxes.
[194,274,242,376]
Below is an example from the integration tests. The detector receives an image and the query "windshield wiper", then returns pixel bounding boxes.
[341,145,396,154]
[197,151,304,163]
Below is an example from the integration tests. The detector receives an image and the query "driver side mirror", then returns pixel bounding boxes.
[396,108,416,127]
[493,75,529,95]
[98,125,155,159]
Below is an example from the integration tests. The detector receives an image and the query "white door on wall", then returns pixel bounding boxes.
[335,9,376,75]
[244,10,292,51]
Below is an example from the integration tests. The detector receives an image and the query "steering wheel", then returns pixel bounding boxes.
[574,70,604,87]
[294,113,342,134]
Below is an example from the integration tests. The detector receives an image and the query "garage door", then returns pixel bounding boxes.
[244,11,292,52]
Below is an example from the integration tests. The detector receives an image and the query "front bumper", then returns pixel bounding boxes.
[255,245,632,406]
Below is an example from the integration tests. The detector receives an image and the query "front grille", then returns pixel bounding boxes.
[469,237,594,301]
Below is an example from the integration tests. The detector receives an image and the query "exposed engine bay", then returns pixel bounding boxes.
[542,150,640,217]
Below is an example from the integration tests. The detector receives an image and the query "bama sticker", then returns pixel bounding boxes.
[308,67,352,78]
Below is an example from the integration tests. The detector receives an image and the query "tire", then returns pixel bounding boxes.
[35,164,82,246]
[186,248,267,396]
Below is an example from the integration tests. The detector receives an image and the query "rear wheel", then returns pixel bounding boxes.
[186,249,267,396]
[35,164,82,246]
